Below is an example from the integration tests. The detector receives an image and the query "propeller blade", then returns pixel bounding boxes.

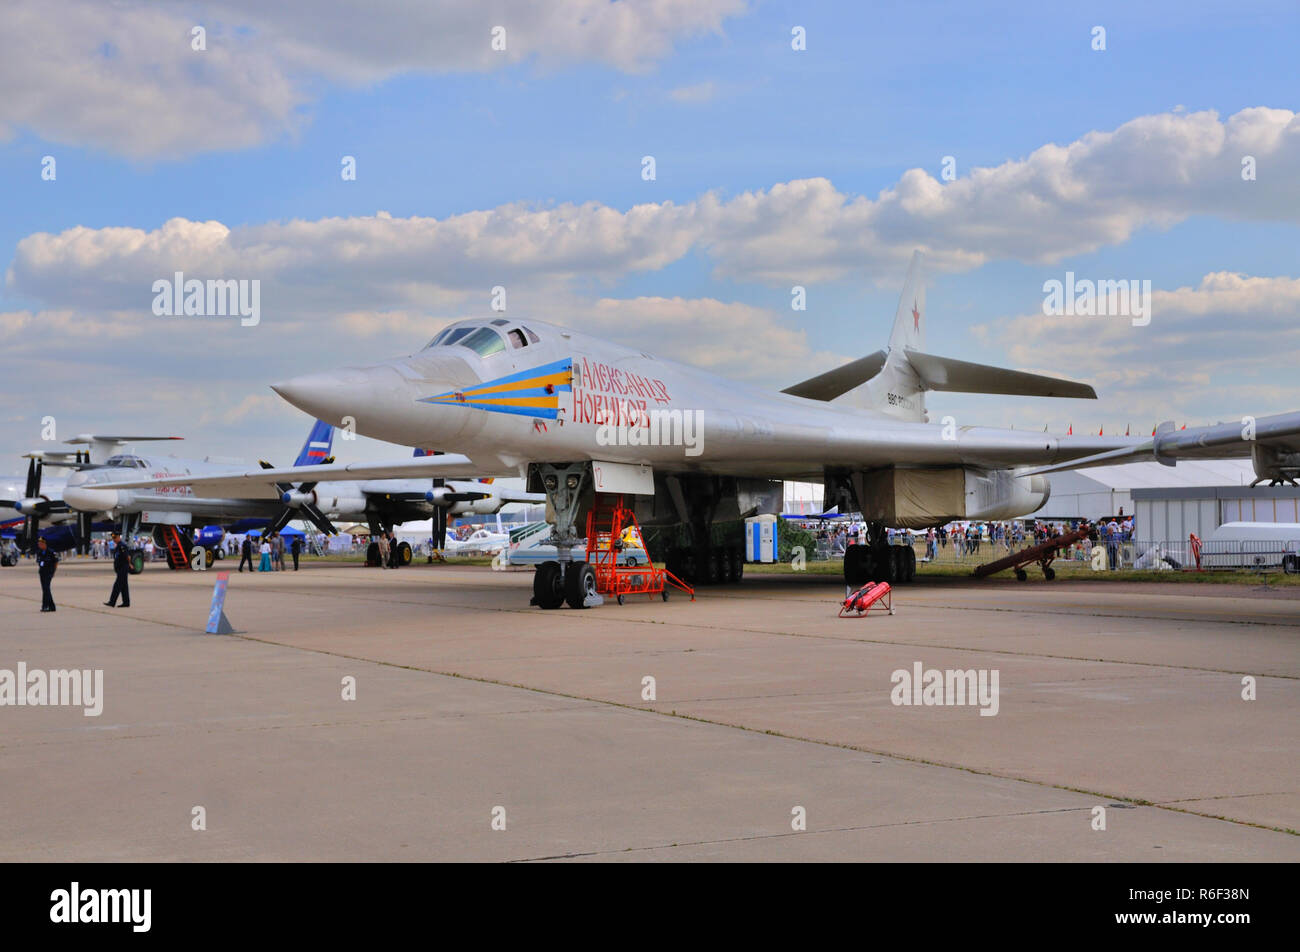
[299,503,336,535]
[21,516,39,551]
[435,505,447,552]
[266,507,295,535]
[442,491,490,503]
[77,512,92,554]
[24,458,40,498]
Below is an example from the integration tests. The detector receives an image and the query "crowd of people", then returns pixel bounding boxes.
[795,515,1137,568]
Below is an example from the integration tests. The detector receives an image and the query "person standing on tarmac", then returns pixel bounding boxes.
[387,531,400,569]
[239,535,253,572]
[377,531,390,569]
[35,536,58,612]
[291,535,301,571]
[104,531,131,608]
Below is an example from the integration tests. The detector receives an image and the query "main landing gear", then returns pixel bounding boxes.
[842,523,916,587]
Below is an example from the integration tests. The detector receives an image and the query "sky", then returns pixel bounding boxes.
[1,0,1297,466]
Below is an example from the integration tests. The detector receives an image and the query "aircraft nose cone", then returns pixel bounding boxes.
[272,365,410,438]
[64,483,119,513]
[271,370,352,422]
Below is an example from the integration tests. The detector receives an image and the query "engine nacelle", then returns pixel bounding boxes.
[965,471,1051,522]
[852,467,1050,528]
[281,490,318,508]
[315,494,367,517]
[13,497,46,514]
[1251,443,1300,485]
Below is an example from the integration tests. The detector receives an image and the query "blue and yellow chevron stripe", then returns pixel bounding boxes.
[418,358,573,419]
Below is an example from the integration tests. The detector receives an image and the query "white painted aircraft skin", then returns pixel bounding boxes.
[91,254,1300,525]
[63,455,535,523]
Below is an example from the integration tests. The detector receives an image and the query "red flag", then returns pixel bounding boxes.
[1098,426,1103,436]
[1067,424,1072,435]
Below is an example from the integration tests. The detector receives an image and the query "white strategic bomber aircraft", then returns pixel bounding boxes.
[98,253,1300,607]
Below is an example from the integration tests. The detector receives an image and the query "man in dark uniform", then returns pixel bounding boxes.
[239,535,253,572]
[290,535,302,571]
[387,531,400,568]
[35,536,58,612]
[105,531,131,607]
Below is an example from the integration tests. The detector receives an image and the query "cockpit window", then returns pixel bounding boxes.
[507,328,527,349]
[461,326,507,357]
[105,455,146,468]
[424,325,476,349]
[521,326,540,344]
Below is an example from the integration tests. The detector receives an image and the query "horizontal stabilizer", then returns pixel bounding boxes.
[905,351,1097,399]
[64,435,183,444]
[782,350,887,402]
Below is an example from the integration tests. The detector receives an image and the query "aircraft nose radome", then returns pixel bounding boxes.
[64,483,119,512]
[271,370,363,422]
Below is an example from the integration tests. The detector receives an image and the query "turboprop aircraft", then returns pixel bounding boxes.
[94,252,1300,607]
[1,435,182,552]
[63,423,541,564]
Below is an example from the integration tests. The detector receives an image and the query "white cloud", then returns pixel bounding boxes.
[972,272,1300,425]
[13,108,1295,296]
[669,82,716,103]
[0,0,747,157]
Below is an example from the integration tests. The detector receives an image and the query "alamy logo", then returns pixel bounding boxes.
[595,400,704,457]
[0,663,102,716]
[50,882,151,932]
[890,661,999,716]
[1041,272,1151,327]
[152,271,261,327]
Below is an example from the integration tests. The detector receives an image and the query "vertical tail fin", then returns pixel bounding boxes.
[865,251,928,422]
[294,420,334,467]
[887,250,926,354]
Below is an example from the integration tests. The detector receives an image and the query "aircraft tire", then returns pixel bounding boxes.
[214,548,225,560]
[204,548,216,569]
[708,548,724,585]
[564,561,597,609]
[1043,565,1056,581]
[129,552,145,575]
[366,542,380,566]
[874,546,896,585]
[398,541,412,565]
[729,547,743,583]
[533,561,565,609]
[844,544,870,586]
[1015,568,1028,581]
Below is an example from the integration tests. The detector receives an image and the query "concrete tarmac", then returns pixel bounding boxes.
[2,557,1297,862]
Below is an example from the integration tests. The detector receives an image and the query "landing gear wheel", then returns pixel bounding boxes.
[398,541,412,565]
[366,541,380,567]
[215,548,225,560]
[129,552,145,575]
[532,561,566,609]
[875,546,897,584]
[844,544,870,587]
[1015,568,1028,581]
[903,545,916,582]
[564,561,597,609]
[1043,565,1056,581]
[204,547,215,569]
